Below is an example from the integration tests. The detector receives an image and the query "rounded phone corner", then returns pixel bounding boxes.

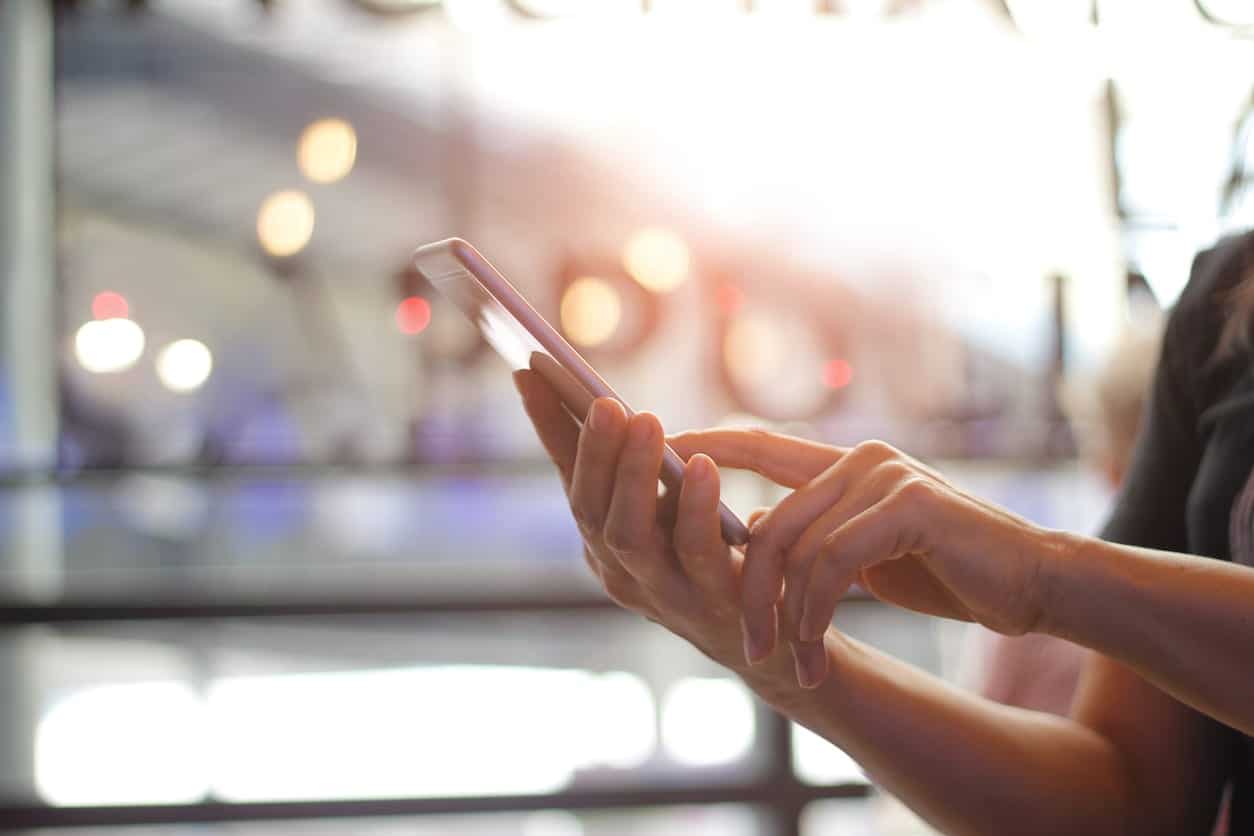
[447,237,477,263]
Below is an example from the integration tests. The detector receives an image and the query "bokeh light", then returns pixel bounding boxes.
[622,228,690,293]
[36,682,209,806]
[91,291,129,320]
[722,307,835,420]
[559,276,622,347]
[823,357,853,390]
[715,284,744,315]
[74,318,145,374]
[661,677,755,767]
[722,311,784,385]
[256,190,315,258]
[395,296,432,335]
[156,339,214,393]
[297,118,357,185]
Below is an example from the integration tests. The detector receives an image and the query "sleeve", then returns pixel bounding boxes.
[1098,249,1216,552]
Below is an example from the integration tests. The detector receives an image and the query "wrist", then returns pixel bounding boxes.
[1032,526,1089,638]
[738,631,853,713]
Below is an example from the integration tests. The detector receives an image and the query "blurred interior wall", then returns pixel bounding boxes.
[1,0,59,799]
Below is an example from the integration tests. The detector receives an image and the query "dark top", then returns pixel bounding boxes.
[1101,231,1254,834]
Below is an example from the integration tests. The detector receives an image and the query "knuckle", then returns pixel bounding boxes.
[603,523,642,556]
[853,439,897,464]
[570,504,603,537]
[870,459,912,487]
[896,476,935,506]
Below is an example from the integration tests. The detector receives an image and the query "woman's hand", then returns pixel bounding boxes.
[669,429,1056,688]
[512,370,752,672]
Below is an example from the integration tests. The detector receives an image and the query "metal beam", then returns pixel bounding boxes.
[0,0,59,807]
[0,781,869,829]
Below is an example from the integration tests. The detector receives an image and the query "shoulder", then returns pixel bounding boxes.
[1169,232,1250,342]
[1162,231,1254,407]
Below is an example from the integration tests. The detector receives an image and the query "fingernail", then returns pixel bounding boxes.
[741,612,770,665]
[795,641,826,689]
[789,642,805,685]
[588,399,610,431]
[629,414,655,445]
[688,454,711,482]
[800,606,831,643]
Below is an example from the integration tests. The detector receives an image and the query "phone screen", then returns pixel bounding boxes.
[416,245,545,372]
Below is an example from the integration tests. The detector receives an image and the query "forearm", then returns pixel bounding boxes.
[736,633,1135,836]
[1041,531,1254,736]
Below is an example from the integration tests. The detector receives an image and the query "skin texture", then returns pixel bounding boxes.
[513,371,1252,835]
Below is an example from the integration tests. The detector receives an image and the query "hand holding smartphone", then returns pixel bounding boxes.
[411,238,750,546]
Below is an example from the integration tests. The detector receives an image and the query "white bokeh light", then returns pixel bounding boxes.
[74,318,145,374]
[36,666,660,806]
[792,724,867,786]
[661,677,755,767]
[156,339,214,393]
[206,666,656,802]
[36,682,209,806]
[578,671,657,770]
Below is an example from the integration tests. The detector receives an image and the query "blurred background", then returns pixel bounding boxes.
[0,0,1252,833]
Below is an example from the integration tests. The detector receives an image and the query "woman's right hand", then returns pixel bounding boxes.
[670,429,1053,688]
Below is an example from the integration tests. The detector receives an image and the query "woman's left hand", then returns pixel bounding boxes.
[669,430,1058,688]
[512,369,756,674]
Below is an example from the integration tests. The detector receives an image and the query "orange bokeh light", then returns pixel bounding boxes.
[396,297,432,335]
[715,285,744,315]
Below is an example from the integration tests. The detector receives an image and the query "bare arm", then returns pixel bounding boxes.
[513,373,1228,836]
[1044,533,1254,737]
[741,633,1141,836]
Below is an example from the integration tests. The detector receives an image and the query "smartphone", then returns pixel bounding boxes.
[411,237,750,547]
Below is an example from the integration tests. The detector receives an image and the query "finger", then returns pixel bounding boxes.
[780,466,894,642]
[667,429,846,488]
[746,443,898,616]
[747,507,771,528]
[800,498,918,641]
[569,397,629,542]
[605,413,689,604]
[514,369,580,492]
[673,454,736,603]
[790,639,829,690]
